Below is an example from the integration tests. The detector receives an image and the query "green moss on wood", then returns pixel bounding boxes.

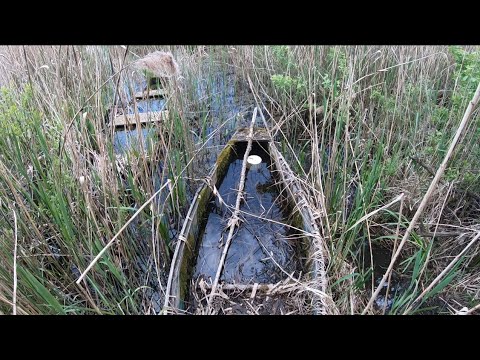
[179,232,196,304]
[215,141,234,181]
[196,187,211,223]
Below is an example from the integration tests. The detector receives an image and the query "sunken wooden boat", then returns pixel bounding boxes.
[109,77,169,130]
[164,126,328,314]
[108,77,171,157]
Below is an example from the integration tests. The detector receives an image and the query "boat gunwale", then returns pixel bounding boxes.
[163,137,238,311]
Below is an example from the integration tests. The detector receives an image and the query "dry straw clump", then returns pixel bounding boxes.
[134,51,180,79]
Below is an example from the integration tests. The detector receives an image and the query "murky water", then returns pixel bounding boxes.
[193,142,299,285]
[113,127,155,154]
[134,98,167,113]
[363,243,406,312]
[112,96,166,155]
[192,67,265,173]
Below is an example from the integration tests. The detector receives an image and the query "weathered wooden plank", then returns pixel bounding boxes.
[196,282,301,298]
[134,88,166,99]
[198,283,275,292]
[112,110,169,127]
[231,127,271,142]
[164,141,235,311]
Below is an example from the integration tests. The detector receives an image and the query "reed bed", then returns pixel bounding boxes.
[0,45,479,314]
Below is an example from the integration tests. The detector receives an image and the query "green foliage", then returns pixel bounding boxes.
[272,45,293,68]
[431,105,450,127]
[271,74,306,93]
[0,85,40,138]
[270,46,308,102]
[444,46,480,186]
[318,48,348,96]
[327,47,347,74]
[371,88,396,112]
[449,46,480,95]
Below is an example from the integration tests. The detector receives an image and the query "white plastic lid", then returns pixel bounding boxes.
[247,155,262,165]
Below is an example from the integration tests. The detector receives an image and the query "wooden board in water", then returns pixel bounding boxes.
[133,88,166,99]
[112,110,169,128]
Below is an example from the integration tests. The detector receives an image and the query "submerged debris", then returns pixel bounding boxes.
[191,277,312,315]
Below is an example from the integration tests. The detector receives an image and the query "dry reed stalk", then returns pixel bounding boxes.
[12,207,18,315]
[76,179,171,284]
[58,61,133,160]
[383,195,405,315]
[206,107,258,309]
[403,231,480,314]
[346,193,405,233]
[198,281,297,295]
[465,302,480,315]
[363,81,480,314]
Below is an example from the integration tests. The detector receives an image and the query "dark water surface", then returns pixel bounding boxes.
[194,143,298,285]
